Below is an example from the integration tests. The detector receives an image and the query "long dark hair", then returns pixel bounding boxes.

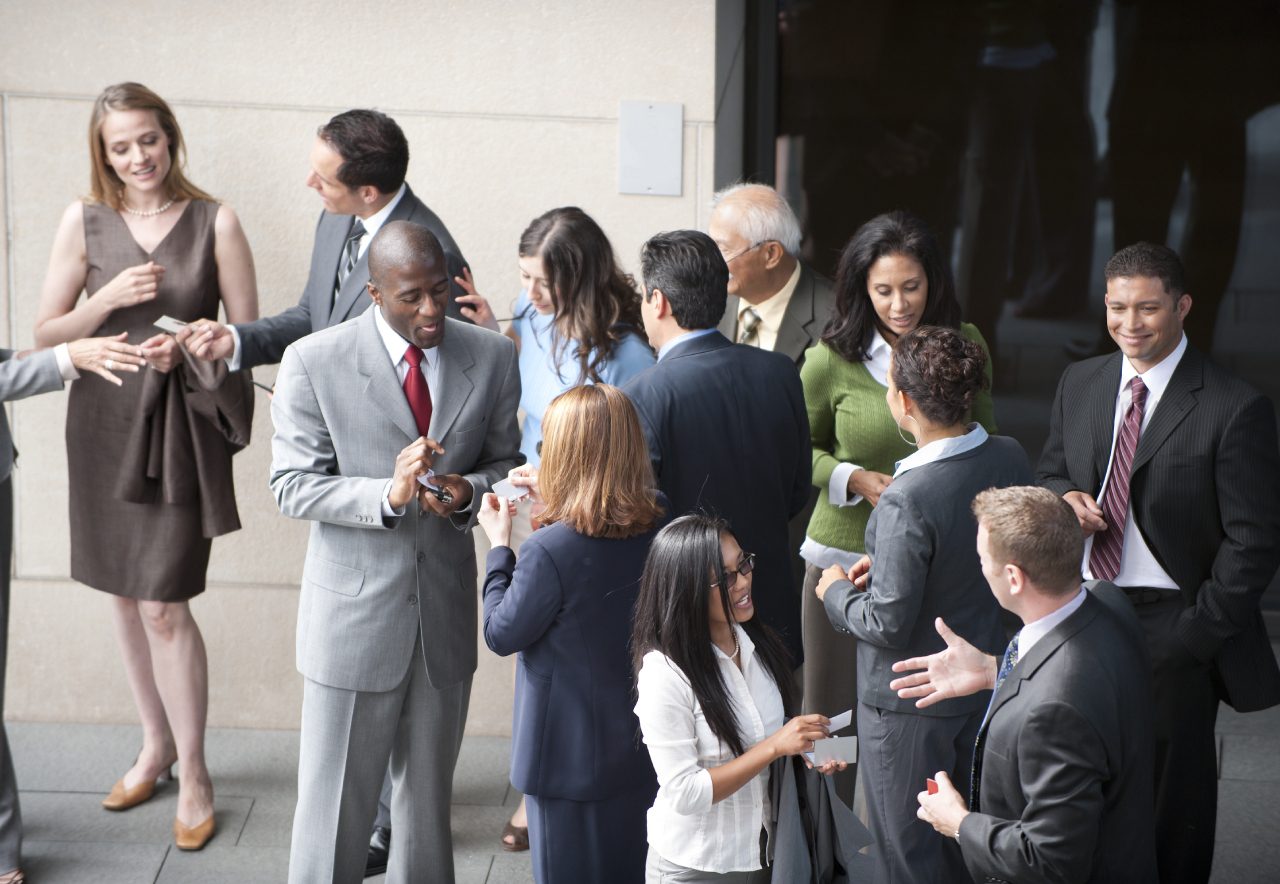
[821,210,961,363]
[631,514,796,757]
[518,207,647,383]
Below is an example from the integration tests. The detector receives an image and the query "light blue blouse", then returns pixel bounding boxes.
[512,290,655,466]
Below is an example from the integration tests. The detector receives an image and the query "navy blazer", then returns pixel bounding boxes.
[623,332,812,663]
[482,500,668,801]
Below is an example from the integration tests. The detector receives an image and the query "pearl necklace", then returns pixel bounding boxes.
[122,198,175,218]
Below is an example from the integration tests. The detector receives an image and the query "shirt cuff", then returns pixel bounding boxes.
[381,480,406,519]
[226,325,242,371]
[829,462,865,507]
[53,343,79,381]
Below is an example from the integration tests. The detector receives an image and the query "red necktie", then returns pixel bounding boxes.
[1089,376,1148,581]
[402,345,433,438]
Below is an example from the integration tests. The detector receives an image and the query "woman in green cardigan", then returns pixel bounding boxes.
[798,211,995,802]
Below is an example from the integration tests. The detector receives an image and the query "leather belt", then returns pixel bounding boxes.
[1121,586,1182,606]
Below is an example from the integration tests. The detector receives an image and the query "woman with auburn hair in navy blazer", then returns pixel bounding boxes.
[478,383,668,884]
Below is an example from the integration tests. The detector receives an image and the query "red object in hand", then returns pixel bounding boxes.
[927,778,939,795]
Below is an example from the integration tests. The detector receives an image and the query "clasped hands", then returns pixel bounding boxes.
[389,437,473,517]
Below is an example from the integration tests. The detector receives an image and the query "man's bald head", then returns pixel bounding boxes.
[366,220,450,350]
[368,220,445,289]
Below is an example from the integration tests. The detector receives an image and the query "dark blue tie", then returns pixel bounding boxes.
[970,632,1020,810]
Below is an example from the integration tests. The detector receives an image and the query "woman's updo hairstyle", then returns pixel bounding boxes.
[890,326,988,427]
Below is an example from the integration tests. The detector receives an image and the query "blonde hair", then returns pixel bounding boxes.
[88,82,215,210]
[972,486,1083,595]
[536,384,662,539]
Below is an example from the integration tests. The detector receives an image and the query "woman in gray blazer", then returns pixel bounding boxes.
[815,326,1032,884]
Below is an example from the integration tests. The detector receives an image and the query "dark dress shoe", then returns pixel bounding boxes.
[365,826,391,878]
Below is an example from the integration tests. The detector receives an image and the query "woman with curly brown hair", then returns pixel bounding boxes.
[814,325,1032,884]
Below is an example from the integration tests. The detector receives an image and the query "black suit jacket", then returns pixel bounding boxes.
[717,262,836,368]
[960,586,1158,884]
[236,184,469,370]
[1037,346,1280,711]
[623,332,812,662]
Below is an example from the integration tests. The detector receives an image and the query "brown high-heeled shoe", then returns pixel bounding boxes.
[174,813,216,851]
[101,760,175,811]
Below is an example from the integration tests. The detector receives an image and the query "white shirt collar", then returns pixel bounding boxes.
[863,328,893,386]
[894,423,988,477]
[1119,333,1187,400]
[1017,586,1088,659]
[356,183,407,250]
[373,302,439,371]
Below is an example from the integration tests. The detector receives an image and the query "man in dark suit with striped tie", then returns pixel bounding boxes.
[1037,242,1280,884]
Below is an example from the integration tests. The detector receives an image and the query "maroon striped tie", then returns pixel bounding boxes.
[1089,377,1148,581]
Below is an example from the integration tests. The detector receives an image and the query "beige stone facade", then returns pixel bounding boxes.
[1,1,722,733]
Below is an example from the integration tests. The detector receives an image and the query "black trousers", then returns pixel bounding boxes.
[1134,595,1219,884]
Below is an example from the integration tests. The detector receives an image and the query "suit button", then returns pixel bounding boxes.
[416,551,425,563]
[408,596,417,606]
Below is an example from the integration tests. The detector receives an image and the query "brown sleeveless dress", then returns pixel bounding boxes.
[68,200,251,601]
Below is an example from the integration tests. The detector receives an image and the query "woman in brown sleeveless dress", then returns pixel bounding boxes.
[32,83,259,852]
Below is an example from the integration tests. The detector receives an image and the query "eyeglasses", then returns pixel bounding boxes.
[713,551,756,589]
[720,240,769,264]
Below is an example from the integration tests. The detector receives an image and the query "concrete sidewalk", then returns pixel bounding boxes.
[9,683,1280,883]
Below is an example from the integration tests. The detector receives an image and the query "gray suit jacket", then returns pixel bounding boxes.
[824,435,1033,716]
[237,185,469,370]
[717,262,835,367]
[959,586,1158,884]
[269,310,522,692]
[0,349,66,482]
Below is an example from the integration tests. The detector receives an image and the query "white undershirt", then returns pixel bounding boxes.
[1080,335,1186,590]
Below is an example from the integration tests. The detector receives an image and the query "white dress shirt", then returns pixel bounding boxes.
[1081,335,1187,589]
[226,185,408,370]
[1017,586,1088,659]
[893,423,989,478]
[635,624,784,873]
[372,305,441,517]
[52,343,81,381]
[737,262,801,351]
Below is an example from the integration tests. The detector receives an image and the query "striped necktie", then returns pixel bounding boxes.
[1089,377,1149,581]
[738,307,762,346]
[970,632,1020,810]
[334,219,366,302]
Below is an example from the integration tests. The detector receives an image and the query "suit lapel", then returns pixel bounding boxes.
[356,310,420,442]
[330,188,422,325]
[987,596,1099,726]
[429,321,475,441]
[1132,347,1203,473]
[774,268,815,363]
[1088,355,1124,490]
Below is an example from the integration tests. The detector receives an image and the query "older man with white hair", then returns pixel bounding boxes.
[710,183,835,367]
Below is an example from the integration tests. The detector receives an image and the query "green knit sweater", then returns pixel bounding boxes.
[800,322,997,553]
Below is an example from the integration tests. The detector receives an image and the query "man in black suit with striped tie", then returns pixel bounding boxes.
[1037,242,1280,884]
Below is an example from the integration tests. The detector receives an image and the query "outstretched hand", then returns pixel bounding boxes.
[889,618,997,708]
